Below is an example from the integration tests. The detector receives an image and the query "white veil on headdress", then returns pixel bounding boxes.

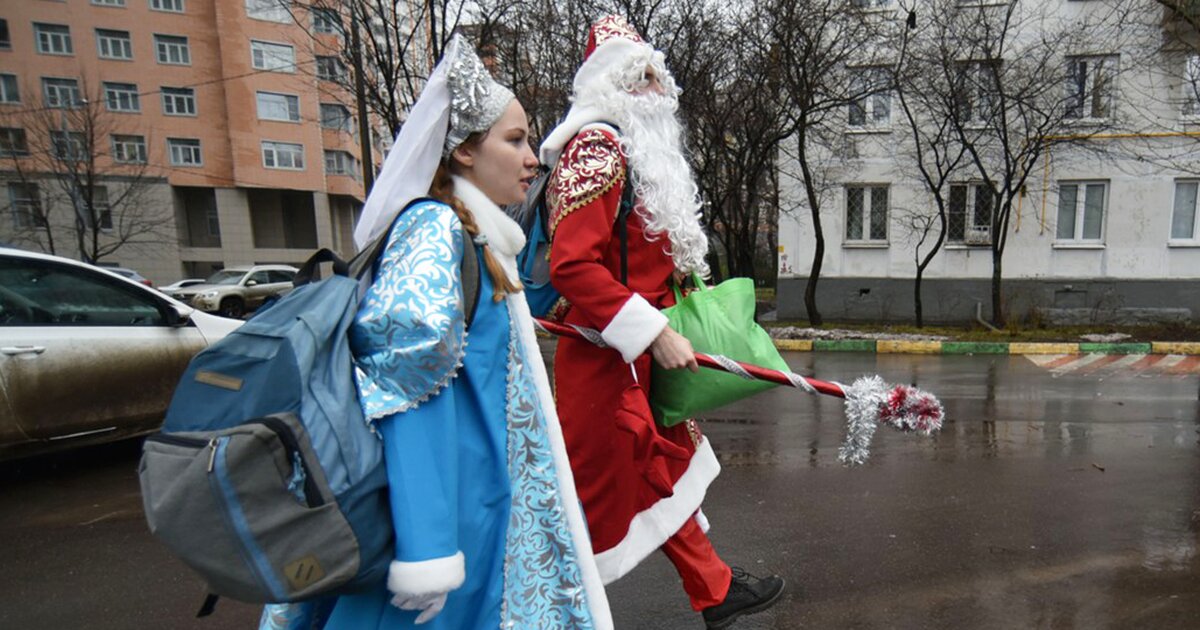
[353,34,514,250]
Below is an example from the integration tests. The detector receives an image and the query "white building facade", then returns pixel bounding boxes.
[776,0,1200,324]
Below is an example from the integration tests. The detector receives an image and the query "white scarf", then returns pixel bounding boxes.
[450,175,525,283]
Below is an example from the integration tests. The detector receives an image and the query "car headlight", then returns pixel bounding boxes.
[199,290,220,299]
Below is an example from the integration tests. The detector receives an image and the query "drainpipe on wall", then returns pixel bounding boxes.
[976,301,1000,332]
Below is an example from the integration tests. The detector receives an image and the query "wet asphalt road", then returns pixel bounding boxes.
[1,351,1198,629]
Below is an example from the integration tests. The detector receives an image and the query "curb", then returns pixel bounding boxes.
[772,339,1200,355]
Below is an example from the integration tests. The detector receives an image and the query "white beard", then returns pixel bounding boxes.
[574,61,711,277]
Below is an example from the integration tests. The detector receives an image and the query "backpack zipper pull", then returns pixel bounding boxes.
[206,438,218,472]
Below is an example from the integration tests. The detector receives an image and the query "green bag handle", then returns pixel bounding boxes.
[671,272,708,304]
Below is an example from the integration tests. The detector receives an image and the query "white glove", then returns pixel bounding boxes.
[386,553,465,625]
[390,590,448,625]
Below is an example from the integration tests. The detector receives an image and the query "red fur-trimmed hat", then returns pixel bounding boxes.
[584,15,644,61]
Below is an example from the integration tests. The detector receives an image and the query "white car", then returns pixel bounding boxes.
[172,265,299,318]
[158,278,206,297]
[0,247,243,460]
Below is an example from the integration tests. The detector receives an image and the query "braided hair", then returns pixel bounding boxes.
[429,134,522,302]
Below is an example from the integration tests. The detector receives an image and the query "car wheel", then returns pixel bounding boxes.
[218,297,245,319]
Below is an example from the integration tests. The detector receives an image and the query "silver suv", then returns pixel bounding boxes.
[174,265,298,318]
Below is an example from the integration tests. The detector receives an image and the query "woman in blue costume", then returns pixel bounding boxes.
[260,36,611,630]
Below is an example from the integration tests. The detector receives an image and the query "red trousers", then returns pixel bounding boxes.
[661,516,732,611]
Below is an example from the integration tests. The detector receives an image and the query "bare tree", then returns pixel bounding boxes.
[923,0,1123,326]
[1,79,171,263]
[892,4,970,327]
[772,0,894,326]
[680,5,794,283]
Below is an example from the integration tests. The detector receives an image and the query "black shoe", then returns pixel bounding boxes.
[702,567,785,629]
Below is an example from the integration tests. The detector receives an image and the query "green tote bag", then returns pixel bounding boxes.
[650,274,790,426]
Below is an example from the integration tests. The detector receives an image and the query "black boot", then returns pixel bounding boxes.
[702,567,785,629]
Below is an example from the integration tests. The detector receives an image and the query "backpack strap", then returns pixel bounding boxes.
[349,197,481,329]
[575,122,634,286]
[346,198,435,280]
[461,236,481,328]
[617,177,634,286]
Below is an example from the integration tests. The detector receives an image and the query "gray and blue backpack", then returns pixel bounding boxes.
[138,199,479,609]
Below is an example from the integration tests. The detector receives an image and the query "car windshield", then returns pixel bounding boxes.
[205,270,247,286]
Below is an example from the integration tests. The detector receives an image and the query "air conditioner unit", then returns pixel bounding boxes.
[964,227,991,245]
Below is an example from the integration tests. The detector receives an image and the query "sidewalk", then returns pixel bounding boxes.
[772,338,1200,355]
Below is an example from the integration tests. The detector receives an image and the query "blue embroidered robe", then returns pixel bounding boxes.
[301,200,608,630]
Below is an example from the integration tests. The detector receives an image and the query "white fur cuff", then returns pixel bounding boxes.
[387,552,466,599]
[601,293,668,363]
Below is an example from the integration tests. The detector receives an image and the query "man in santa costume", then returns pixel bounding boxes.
[542,15,785,629]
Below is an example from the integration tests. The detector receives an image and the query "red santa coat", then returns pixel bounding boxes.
[548,127,721,584]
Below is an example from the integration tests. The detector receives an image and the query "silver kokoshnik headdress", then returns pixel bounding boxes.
[353,34,515,249]
[444,41,514,157]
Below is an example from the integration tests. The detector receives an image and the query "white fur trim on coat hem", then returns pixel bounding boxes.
[593,437,721,584]
[601,293,668,363]
[387,553,465,599]
[506,293,614,630]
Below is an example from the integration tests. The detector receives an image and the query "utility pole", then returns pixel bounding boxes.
[349,4,375,195]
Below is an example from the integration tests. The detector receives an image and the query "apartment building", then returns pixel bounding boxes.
[0,0,368,283]
[776,1,1200,324]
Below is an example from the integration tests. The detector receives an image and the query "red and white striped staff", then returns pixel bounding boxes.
[533,318,945,464]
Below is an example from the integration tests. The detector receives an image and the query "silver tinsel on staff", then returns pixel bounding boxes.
[533,318,946,465]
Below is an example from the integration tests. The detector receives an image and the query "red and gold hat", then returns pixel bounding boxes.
[584,15,644,61]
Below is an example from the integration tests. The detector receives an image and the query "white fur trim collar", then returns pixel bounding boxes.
[451,175,526,259]
[451,175,524,285]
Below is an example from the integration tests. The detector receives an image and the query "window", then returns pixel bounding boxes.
[246,0,291,22]
[96,29,133,60]
[849,68,892,129]
[1066,56,1117,121]
[34,23,73,55]
[251,40,295,72]
[104,82,140,112]
[154,34,190,65]
[262,141,304,169]
[312,7,342,34]
[112,134,147,163]
[93,0,126,6]
[161,87,196,115]
[43,78,82,108]
[0,19,11,50]
[324,150,357,175]
[1183,55,1200,118]
[51,130,87,161]
[0,74,18,104]
[206,205,220,237]
[320,103,352,131]
[84,186,114,230]
[316,56,344,81]
[256,91,300,122]
[168,138,202,166]
[151,0,185,12]
[0,127,29,157]
[845,185,889,243]
[948,183,994,245]
[1172,181,1200,241]
[8,183,44,230]
[0,257,165,326]
[956,60,999,125]
[1055,182,1106,243]
[850,0,892,8]
[268,269,295,283]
